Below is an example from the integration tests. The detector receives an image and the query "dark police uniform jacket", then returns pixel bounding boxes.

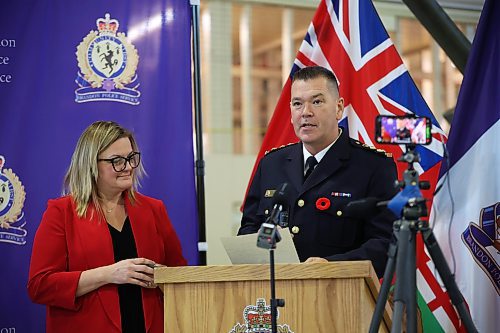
[238,128,398,277]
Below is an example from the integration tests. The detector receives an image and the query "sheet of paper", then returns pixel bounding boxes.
[221,228,300,264]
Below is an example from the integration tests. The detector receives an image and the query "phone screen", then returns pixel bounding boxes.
[375,115,432,145]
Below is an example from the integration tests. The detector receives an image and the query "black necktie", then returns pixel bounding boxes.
[304,156,318,181]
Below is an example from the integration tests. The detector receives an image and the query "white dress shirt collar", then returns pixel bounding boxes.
[302,128,343,167]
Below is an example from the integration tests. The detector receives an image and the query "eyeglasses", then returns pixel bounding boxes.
[98,152,141,172]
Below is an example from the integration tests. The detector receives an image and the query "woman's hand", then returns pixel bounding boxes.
[106,258,157,288]
[76,258,157,297]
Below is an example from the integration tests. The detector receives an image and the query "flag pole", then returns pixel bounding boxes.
[190,0,207,265]
[402,0,471,74]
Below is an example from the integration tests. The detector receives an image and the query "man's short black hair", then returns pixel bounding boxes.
[292,66,339,92]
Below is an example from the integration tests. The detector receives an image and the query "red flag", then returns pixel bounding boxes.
[244,1,463,331]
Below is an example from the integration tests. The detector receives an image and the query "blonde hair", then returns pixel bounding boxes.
[63,121,145,218]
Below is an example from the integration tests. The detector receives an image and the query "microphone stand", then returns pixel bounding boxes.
[256,183,290,333]
[256,218,285,333]
[269,245,282,333]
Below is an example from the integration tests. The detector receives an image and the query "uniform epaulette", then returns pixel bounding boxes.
[350,139,392,158]
[264,142,298,155]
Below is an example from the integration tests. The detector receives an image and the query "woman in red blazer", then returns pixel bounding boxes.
[28,121,187,333]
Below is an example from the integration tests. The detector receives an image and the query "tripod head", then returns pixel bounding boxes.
[390,145,430,221]
[402,197,427,221]
[396,144,430,190]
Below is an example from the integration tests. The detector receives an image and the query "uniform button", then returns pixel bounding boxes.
[291,226,300,234]
[297,199,305,207]
[264,209,269,215]
[336,210,342,216]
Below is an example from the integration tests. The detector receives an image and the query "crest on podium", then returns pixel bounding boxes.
[229,298,293,333]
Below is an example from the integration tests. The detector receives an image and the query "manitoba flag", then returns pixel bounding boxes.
[245,0,464,331]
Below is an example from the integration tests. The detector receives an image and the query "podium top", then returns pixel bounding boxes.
[154,261,377,284]
[154,261,391,330]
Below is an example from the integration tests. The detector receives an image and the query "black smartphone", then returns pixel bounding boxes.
[375,115,432,145]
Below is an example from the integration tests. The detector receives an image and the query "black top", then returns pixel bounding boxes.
[108,217,146,333]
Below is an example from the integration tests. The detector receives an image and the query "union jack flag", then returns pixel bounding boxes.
[245,0,464,331]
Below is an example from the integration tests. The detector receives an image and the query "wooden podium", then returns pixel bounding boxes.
[155,261,391,332]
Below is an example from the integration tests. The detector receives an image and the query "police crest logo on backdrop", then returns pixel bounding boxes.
[75,13,141,105]
[461,203,500,295]
[0,155,27,245]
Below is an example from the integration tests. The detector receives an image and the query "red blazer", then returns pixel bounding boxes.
[28,193,187,333]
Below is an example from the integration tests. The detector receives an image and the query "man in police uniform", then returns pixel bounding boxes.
[238,66,398,277]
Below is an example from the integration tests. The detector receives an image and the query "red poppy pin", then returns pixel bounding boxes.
[316,197,331,210]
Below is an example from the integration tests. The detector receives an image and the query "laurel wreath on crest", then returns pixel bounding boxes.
[229,322,293,333]
[229,324,246,333]
[0,169,26,228]
[76,30,139,89]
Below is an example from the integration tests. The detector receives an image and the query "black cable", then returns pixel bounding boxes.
[430,133,457,277]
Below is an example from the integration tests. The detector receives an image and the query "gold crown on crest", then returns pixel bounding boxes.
[230,298,294,333]
[96,13,119,35]
[243,298,272,332]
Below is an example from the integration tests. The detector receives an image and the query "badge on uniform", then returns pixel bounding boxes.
[264,189,276,198]
[331,191,352,197]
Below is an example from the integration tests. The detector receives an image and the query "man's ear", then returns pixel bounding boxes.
[336,97,345,119]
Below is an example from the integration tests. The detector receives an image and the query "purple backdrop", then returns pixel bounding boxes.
[0,1,198,331]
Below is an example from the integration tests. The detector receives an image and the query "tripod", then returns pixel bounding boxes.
[369,146,477,333]
[256,222,285,333]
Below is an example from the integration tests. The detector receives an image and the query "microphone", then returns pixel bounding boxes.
[266,183,292,226]
[342,197,388,219]
[257,183,291,249]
